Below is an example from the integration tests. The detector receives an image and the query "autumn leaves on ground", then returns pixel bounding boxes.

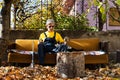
[0,63,120,80]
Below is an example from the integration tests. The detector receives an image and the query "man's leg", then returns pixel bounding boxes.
[38,42,45,65]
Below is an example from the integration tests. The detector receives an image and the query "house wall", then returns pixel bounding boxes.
[87,1,120,31]
[70,0,120,31]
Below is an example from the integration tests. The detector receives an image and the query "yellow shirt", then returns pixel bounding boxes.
[39,31,64,43]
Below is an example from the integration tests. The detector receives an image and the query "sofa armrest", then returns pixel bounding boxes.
[99,41,109,53]
[7,43,16,52]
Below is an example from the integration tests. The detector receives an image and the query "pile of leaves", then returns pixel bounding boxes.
[0,64,120,80]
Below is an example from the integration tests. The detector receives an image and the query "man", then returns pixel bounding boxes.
[38,19,67,65]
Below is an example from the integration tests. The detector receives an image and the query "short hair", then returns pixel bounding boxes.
[46,19,55,25]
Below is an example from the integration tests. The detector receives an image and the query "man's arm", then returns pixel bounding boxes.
[38,33,44,44]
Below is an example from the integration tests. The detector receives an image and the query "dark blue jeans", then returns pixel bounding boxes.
[38,43,67,65]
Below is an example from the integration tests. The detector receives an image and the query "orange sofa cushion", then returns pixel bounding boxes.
[66,38,100,51]
[15,39,39,52]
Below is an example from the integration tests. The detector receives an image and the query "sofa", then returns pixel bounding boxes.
[7,38,109,64]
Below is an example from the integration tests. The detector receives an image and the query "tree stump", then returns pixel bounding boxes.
[56,52,85,78]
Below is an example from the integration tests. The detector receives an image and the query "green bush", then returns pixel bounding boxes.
[20,12,98,31]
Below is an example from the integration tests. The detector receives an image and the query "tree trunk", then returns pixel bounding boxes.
[98,0,104,31]
[98,9,104,31]
[0,0,12,66]
[1,0,11,39]
[62,0,75,15]
[56,52,85,78]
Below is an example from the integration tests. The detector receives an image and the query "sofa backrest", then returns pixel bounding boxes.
[15,39,39,52]
[67,38,100,51]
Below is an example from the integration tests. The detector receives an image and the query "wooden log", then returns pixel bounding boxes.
[56,52,85,78]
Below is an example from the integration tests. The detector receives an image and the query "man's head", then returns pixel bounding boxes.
[46,19,55,26]
[46,19,55,31]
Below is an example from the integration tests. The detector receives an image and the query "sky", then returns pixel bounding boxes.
[0,0,3,2]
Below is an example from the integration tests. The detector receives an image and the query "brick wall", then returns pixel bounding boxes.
[8,30,120,52]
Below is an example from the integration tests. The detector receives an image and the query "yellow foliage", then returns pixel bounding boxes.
[0,2,3,9]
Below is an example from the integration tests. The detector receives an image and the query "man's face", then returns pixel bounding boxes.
[46,23,55,31]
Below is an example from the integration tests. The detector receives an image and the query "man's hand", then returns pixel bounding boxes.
[38,39,43,44]
[64,36,70,45]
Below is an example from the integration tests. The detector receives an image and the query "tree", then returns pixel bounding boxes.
[92,0,120,31]
[0,0,12,65]
[1,0,11,39]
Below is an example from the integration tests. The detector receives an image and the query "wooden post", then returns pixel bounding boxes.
[56,52,85,78]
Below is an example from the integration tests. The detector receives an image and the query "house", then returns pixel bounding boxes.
[63,0,120,31]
